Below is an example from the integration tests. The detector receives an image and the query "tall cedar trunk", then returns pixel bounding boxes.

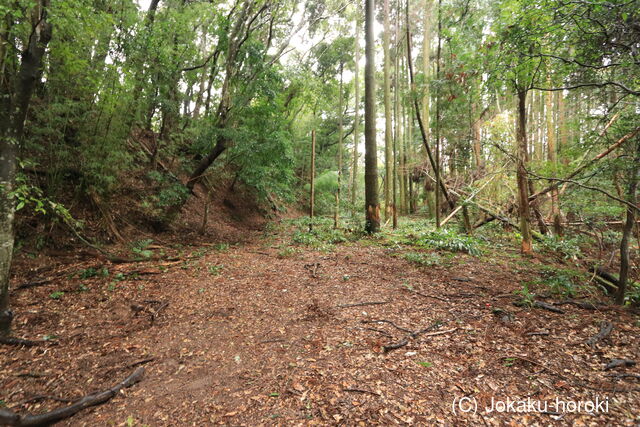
[422,0,433,142]
[616,138,640,305]
[334,65,344,228]
[383,0,392,222]
[309,129,316,231]
[364,0,380,233]
[351,15,361,207]
[422,0,435,218]
[392,0,400,228]
[516,88,533,254]
[557,89,567,165]
[546,73,562,235]
[472,103,483,169]
[434,0,442,227]
[0,0,51,335]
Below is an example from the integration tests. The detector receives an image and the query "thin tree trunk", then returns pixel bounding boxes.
[383,0,392,222]
[516,88,533,254]
[364,0,380,233]
[546,72,562,235]
[557,89,567,165]
[335,64,344,229]
[351,14,361,208]
[434,0,442,228]
[0,0,51,336]
[309,129,316,231]
[616,139,640,305]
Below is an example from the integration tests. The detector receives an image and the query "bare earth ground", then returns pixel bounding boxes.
[2,224,640,426]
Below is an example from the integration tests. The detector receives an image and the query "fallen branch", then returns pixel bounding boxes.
[0,337,43,347]
[605,373,640,381]
[15,278,53,291]
[556,299,600,310]
[343,388,380,396]
[513,300,564,313]
[0,367,144,426]
[532,301,565,313]
[604,359,636,371]
[586,321,614,347]
[338,301,389,308]
[383,322,445,353]
[150,301,169,324]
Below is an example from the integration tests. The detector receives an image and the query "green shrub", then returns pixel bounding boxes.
[402,252,443,267]
[412,229,483,256]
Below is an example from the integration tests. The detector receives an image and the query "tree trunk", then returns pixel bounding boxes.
[364,0,380,233]
[351,14,361,208]
[309,129,316,231]
[335,64,344,229]
[383,0,392,222]
[0,0,51,336]
[516,88,533,254]
[546,73,562,235]
[434,0,442,228]
[616,138,640,305]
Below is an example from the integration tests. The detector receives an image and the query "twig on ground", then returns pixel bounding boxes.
[343,388,380,396]
[0,367,144,426]
[338,301,388,308]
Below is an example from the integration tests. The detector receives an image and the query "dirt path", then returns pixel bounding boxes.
[2,229,639,426]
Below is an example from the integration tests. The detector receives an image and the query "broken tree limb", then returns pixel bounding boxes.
[0,367,144,426]
[382,322,446,353]
[529,127,640,203]
[590,267,619,294]
[338,301,389,308]
[513,300,564,313]
[604,359,636,371]
[586,321,614,347]
[440,172,501,227]
[0,337,42,347]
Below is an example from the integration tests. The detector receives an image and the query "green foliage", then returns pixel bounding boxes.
[131,239,154,259]
[539,235,582,260]
[402,252,443,267]
[49,291,65,300]
[514,283,535,307]
[535,267,584,298]
[412,229,483,256]
[207,264,223,276]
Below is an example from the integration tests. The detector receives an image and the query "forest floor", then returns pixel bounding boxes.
[2,217,640,426]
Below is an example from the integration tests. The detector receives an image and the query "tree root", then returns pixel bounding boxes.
[0,367,144,426]
[586,321,613,347]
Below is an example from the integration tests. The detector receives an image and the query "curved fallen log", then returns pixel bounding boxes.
[0,367,144,426]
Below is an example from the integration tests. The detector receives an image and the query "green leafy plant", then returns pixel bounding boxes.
[514,283,535,307]
[207,264,223,276]
[131,239,154,259]
[49,291,65,300]
[402,252,443,267]
[410,229,483,256]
